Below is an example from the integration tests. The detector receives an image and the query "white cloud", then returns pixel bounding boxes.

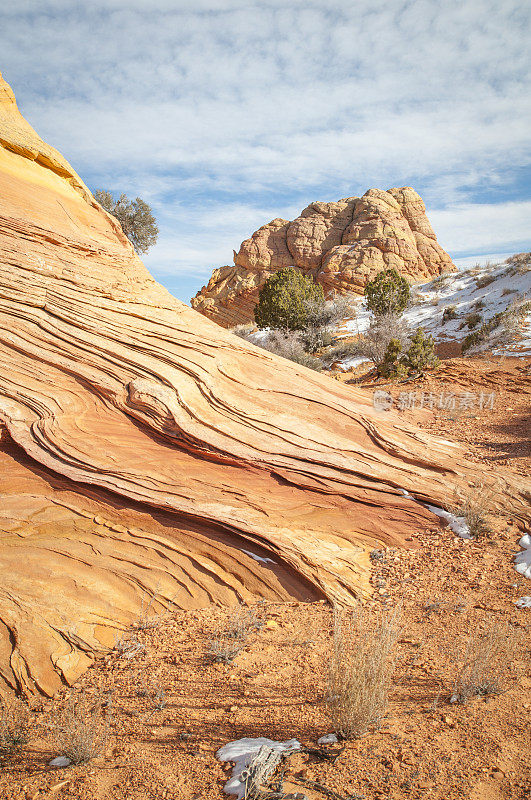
[430,200,531,255]
[0,0,530,299]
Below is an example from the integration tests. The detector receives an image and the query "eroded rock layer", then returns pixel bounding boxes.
[191,188,455,327]
[0,71,527,697]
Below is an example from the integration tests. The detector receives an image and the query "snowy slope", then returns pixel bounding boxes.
[340,257,531,357]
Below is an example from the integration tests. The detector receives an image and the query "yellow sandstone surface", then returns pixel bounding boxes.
[0,70,527,698]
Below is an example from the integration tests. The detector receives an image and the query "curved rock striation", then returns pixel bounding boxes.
[191,188,455,327]
[0,71,527,697]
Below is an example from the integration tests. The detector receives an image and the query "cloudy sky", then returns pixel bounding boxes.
[1,0,530,302]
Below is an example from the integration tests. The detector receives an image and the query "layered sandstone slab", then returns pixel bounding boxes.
[191,188,455,327]
[0,71,527,697]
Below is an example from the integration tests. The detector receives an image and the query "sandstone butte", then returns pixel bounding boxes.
[0,70,528,699]
[191,186,455,327]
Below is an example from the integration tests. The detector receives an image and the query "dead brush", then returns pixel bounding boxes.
[448,484,494,538]
[46,696,107,764]
[450,622,517,704]
[206,603,265,664]
[326,605,402,739]
[0,698,31,753]
[206,636,245,664]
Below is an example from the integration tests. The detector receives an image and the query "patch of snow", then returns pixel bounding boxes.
[423,504,472,539]
[317,733,338,745]
[515,596,531,609]
[397,488,472,539]
[241,549,276,565]
[217,737,301,798]
[515,534,531,580]
[49,756,72,767]
[336,356,372,371]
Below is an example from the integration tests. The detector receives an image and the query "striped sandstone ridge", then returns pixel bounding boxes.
[191,188,455,327]
[0,71,527,697]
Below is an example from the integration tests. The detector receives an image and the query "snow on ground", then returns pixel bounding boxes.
[216,737,300,798]
[340,259,531,356]
[398,488,472,539]
[515,534,531,581]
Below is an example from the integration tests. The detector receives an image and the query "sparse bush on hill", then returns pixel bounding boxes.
[94,190,159,255]
[302,292,358,352]
[364,268,410,316]
[503,251,531,276]
[475,274,495,290]
[254,268,324,331]
[465,312,482,329]
[442,305,458,323]
[326,606,401,738]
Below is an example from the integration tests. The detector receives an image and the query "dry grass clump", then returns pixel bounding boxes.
[231,322,256,339]
[354,313,411,367]
[450,622,517,704]
[475,274,496,290]
[260,329,323,371]
[326,606,402,739]
[47,697,107,764]
[503,251,530,276]
[449,484,493,539]
[0,698,30,753]
[206,604,265,664]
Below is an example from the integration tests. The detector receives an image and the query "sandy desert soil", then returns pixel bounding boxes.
[1,355,529,800]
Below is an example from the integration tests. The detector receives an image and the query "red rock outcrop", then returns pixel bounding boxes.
[0,71,526,698]
[191,188,455,327]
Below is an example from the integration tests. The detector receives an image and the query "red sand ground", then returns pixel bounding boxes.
[1,355,529,800]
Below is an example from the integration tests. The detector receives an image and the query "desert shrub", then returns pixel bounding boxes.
[0,699,30,753]
[429,273,452,290]
[364,269,410,316]
[231,323,256,339]
[442,305,458,323]
[402,328,439,374]
[302,293,358,352]
[378,339,409,379]
[461,313,503,352]
[260,329,322,370]
[47,698,107,764]
[448,484,493,538]
[326,607,401,738]
[376,327,438,378]
[461,300,530,352]
[320,340,364,368]
[355,313,411,367]
[475,274,495,290]
[450,622,517,704]
[465,312,482,329]
[254,268,324,331]
[205,605,264,665]
[503,251,531,276]
[94,190,158,255]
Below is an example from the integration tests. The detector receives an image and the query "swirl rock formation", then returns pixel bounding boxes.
[0,71,527,698]
[191,188,455,327]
